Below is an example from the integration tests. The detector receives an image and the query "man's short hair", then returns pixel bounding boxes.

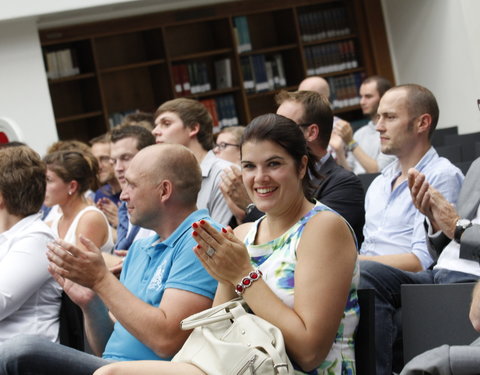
[89,133,110,146]
[155,98,213,151]
[276,90,333,149]
[362,75,393,97]
[120,111,154,131]
[393,84,440,138]
[110,125,155,151]
[152,144,202,207]
[0,146,46,217]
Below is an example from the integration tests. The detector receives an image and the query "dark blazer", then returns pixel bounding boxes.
[428,157,480,262]
[313,155,365,247]
[244,155,366,248]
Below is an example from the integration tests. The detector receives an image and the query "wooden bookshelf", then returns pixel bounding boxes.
[39,0,394,141]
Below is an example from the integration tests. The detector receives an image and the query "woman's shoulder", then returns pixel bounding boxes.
[233,222,254,241]
[76,206,108,226]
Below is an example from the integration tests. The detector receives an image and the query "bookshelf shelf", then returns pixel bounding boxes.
[56,111,104,123]
[48,72,96,84]
[185,86,242,99]
[170,48,234,62]
[40,0,394,140]
[240,44,298,56]
[302,33,358,46]
[100,59,167,73]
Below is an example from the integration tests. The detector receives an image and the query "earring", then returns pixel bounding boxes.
[68,191,72,196]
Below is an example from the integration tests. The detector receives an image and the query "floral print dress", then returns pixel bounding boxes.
[244,201,360,375]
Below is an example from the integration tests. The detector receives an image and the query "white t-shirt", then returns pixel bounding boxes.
[348,121,396,174]
[0,213,62,343]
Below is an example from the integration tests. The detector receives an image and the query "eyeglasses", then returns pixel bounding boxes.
[213,142,240,151]
[297,123,313,128]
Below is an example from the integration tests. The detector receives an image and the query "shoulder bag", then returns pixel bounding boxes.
[172,298,295,375]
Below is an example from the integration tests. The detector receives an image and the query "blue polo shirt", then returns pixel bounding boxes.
[102,209,219,361]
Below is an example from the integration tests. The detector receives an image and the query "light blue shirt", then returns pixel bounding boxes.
[360,147,464,270]
[103,209,219,361]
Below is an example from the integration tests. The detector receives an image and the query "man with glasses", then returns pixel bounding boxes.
[358,84,464,375]
[276,89,365,244]
[90,134,122,228]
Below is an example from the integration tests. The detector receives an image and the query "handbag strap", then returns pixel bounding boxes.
[180,299,245,330]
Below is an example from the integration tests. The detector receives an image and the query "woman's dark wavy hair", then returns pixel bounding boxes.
[240,113,320,201]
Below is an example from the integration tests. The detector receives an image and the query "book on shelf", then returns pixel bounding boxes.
[328,72,363,109]
[179,64,191,95]
[298,6,350,42]
[304,40,359,75]
[240,57,255,92]
[171,65,183,95]
[240,54,287,94]
[214,58,232,89]
[233,16,252,53]
[200,95,239,132]
[45,49,80,79]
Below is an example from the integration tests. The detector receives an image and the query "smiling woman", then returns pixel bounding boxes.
[93,114,360,375]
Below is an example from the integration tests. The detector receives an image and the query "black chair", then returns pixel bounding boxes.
[431,126,458,147]
[357,172,380,195]
[475,141,480,159]
[356,289,376,375]
[444,132,480,162]
[435,144,462,163]
[454,160,473,175]
[59,292,85,351]
[401,283,478,365]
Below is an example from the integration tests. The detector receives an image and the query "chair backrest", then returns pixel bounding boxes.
[59,292,85,351]
[357,172,380,195]
[444,132,480,162]
[355,289,376,375]
[454,160,473,175]
[401,283,478,364]
[435,144,462,163]
[431,126,458,147]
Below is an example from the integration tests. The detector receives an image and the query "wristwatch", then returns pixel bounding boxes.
[454,218,472,243]
[245,203,256,216]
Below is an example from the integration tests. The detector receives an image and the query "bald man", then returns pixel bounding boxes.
[298,76,331,98]
[0,144,219,375]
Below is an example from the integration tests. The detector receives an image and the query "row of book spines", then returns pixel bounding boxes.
[200,95,239,130]
[172,59,233,97]
[45,49,80,79]
[108,109,138,128]
[240,54,287,94]
[233,16,252,53]
[305,40,359,76]
[298,7,351,42]
[328,72,364,109]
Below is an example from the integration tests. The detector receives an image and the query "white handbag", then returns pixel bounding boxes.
[172,298,295,375]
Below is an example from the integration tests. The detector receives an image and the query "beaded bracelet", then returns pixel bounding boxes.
[235,269,263,296]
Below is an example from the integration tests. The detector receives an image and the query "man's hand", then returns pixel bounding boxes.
[408,168,459,238]
[96,198,119,228]
[219,165,251,211]
[333,119,354,144]
[47,236,110,290]
[328,132,346,153]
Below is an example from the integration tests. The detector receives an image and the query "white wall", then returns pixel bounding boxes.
[0,19,58,154]
[382,0,480,133]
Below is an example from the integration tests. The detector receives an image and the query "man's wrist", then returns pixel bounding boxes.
[346,139,358,152]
